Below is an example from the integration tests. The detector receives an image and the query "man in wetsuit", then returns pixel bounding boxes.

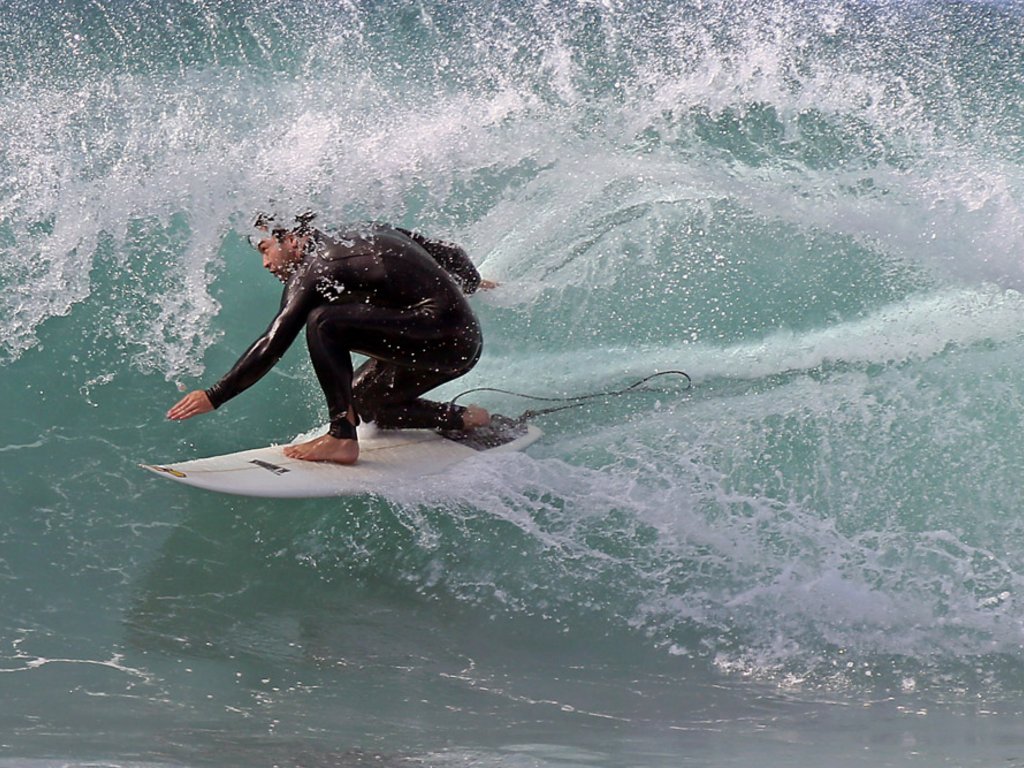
[166,217,492,465]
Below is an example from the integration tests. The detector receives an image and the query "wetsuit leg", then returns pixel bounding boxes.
[305,307,358,439]
[305,304,480,437]
[352,358,471,431]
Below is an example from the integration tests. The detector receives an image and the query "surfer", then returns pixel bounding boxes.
[167,214,494,465]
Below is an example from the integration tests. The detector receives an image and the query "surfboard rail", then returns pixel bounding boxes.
[141,420,542,498]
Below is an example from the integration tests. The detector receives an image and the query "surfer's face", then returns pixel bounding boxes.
[258,233,302,281]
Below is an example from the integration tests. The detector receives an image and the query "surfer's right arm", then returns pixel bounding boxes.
[166,389,214,420]
[203,285,312,410]
[168,278,312,420]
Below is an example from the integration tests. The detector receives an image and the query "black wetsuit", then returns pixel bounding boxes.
[205,224,483,439]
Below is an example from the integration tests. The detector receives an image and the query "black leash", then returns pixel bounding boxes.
[448,370,692,422]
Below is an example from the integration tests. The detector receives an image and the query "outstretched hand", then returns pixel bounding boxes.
[167,390,214,421]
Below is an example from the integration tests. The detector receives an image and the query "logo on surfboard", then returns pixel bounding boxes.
[249,458,290,475]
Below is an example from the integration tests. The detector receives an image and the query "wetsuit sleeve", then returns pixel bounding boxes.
[396,228,482,294]
[204,284,310,409]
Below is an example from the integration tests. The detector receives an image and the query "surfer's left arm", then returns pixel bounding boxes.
[396,228,486,294]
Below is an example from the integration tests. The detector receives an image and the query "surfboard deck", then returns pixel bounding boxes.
[141,416,542,498]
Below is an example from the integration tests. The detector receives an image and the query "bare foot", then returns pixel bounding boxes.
[283,434,359,464]
[461,405,491,430]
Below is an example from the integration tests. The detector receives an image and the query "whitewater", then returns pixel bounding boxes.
[3,0,1024,765]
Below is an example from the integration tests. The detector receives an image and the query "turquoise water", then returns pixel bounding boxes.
[4,0,1024,765]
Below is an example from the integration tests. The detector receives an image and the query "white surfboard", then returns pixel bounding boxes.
[141,416,542,498]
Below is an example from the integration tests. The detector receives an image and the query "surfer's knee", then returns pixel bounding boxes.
[352,390,376,424]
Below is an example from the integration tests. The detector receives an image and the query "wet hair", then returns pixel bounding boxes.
[292,210,317,235]
[251,210,318,239]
